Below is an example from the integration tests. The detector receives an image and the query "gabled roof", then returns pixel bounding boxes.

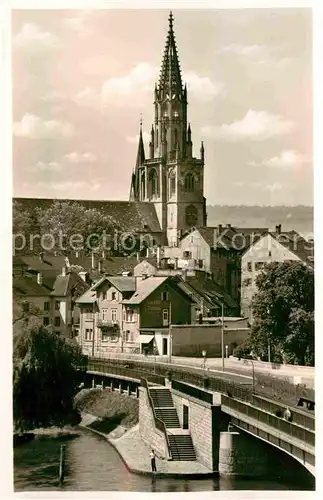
[184,226,267,253]
[13,275,52,297]
[186,275,238,310]
[122,276,168,305]
[50,271,88,298]
[13,197,162,233]
[76,289,97,304]
[91,276,136,293]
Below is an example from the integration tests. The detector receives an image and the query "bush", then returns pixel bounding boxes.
[233,339,251,359]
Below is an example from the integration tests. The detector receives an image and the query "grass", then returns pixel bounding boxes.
[254,372,315,406]
[74,389,139,430]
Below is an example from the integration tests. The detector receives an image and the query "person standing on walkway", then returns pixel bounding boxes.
[150,449,157,472]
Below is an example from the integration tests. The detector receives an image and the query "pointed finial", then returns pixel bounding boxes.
[169,11,174,30]
[140,113,143,130]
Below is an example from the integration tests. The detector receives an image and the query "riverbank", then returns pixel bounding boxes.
[77,389,213,478]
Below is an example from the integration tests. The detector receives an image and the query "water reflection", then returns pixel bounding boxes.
[14,427,314,492]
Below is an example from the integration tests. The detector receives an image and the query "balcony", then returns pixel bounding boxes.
[97,318,120,331]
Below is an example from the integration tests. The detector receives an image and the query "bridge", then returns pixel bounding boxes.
[84,356,315,477]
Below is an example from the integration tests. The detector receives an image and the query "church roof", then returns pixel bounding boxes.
[13,197,162,233]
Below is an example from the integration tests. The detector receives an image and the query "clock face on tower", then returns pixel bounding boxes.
[185,205,198,226]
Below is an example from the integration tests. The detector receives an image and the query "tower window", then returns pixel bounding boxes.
[149,169,159,197]
[169,170,176,197]
[185,205,198,227]
[184,173,195,192]
[140,171,146,200]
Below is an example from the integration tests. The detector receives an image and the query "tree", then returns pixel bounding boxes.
[250,261,314,365]
[13,324,87,432]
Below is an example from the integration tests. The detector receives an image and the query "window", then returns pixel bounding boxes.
[185,205,198,227]
[85,328,93,341]
[126,309,135,323]
[101,308,108,320]
[183,250,192,259]
[101,329,118,342]
[149,169,159,197]
[111,309,117,322]
[247,262,252,272]
[55,317,60,327]
[55,300,60,310]
[111,291,117,301]
[162,309,169,325]
[102,291,107,300]
[161,291,169,301]
[255,262,265,271]
[169,171,176,197]
[184,172,195,192]
[125,330,133,342]
[43,317,50,326]
[198,259,203,269]
[44,301,50,312]
[243,278,252,286]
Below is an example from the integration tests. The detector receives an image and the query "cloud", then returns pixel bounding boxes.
[184,72,224,100]
[249,150,311,169]
[13,23,60,51]
[217,43,268,58]
[26,161,62,173]
[100,63,222,105]
[13,113,75,138]
[263,183,283,192]
[64,152,97,163]
[72,87,101,108]
[126,132,150,145]
[33,180,101,193]
[40,91,67,102]
[201,110,294,141]
[61,10,96,37]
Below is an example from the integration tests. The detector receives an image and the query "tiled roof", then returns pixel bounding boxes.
[91,276,136,292]
[186,275,238,309]
[13,275,52,297]
[76,289,97,304]
[13,197,162,233]
[51,271,88,298]
[270,231,314,264]
[122,276,168,305]
[189,226,266,252]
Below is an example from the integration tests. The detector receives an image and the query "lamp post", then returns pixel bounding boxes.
[248,357,255,393]
[91,301,95,358]
[168,301,172,364]
[221,302,224,371]
[225,345,228,359]
[202,349,207,370]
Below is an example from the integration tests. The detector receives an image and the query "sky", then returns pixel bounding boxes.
[11,8,313,206]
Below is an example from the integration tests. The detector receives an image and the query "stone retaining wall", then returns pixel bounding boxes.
[138,387,168,459]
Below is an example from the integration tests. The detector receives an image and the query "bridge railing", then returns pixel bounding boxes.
[171,380,213,404]
[88,357,165,386]
[221,395,315,448]
[140,378,172,460]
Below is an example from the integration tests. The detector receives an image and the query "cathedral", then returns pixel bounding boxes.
[130,12,207,246]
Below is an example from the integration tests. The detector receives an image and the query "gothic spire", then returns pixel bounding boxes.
[158,11,183,99]
[135,117,145,167]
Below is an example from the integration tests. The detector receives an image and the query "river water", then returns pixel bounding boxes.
[14,428,314,492]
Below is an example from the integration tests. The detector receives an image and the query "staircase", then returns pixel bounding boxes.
[148,386,196,461]
[155,408,180,428]
[168,434,196,461]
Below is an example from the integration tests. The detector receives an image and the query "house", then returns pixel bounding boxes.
[164,225,267,302]
[75,275,196,357]
[13,257,88,337]
[241,225,314,321]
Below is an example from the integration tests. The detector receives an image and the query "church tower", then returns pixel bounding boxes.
[130,12,207,246]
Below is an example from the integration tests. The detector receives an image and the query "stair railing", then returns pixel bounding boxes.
[167,429,182,459]
[140,378,173,460]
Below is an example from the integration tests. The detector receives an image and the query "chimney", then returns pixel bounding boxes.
[37,272,42,285]
[91,252,95,270]
[146,247,149,258]
[156,246,161,268]
[98,260,102,274]
[39,252,44,262]
[102,249,105,259]
[174,257,178,270]
[75,250,79,258]
[136,252,140,262]
[275,224,282,234]
[218,224,222,233]
[79,271,87,282]
[62,267,66,277]
[226,223,231,229]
